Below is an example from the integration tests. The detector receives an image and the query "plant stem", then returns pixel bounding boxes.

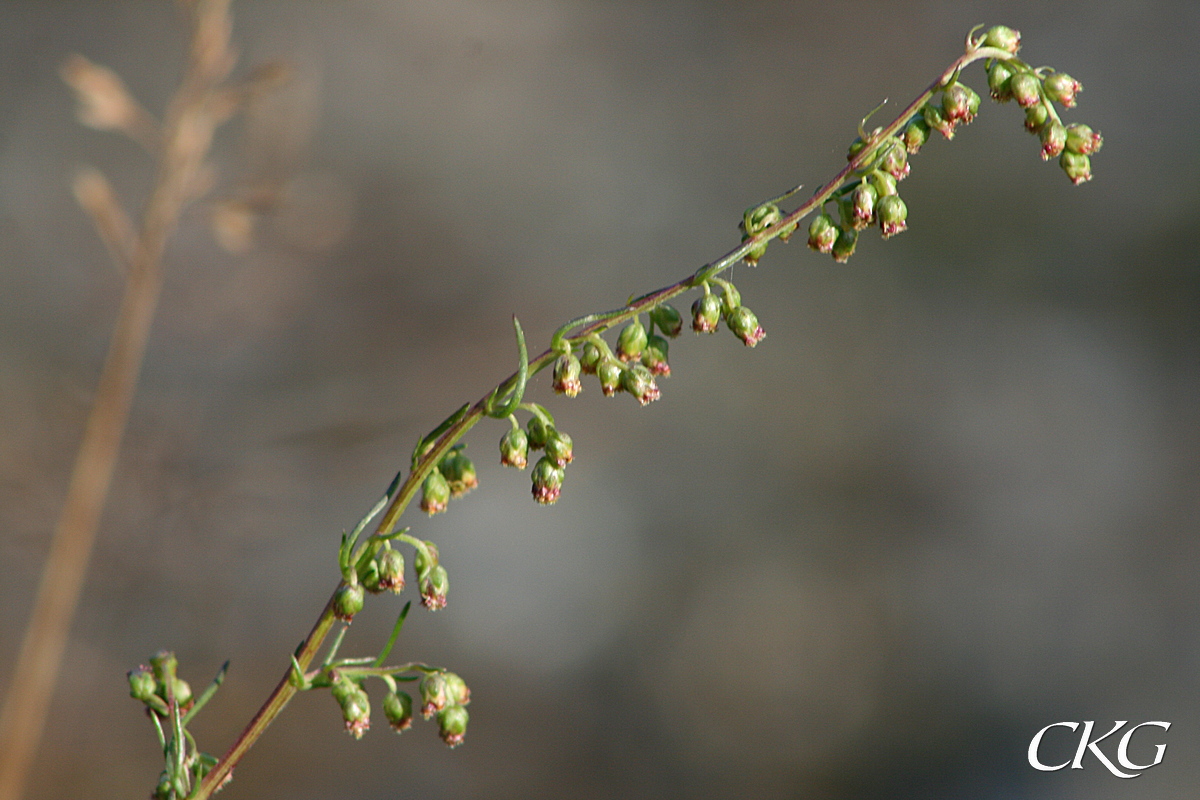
[193,42,1008,796]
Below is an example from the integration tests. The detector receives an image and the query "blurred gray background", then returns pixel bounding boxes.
[2,1,1198,798]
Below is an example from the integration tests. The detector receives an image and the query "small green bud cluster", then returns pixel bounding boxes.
[413,539,448,610]
[127,650,194,717]
[324,666,469,747]
[689,279,765,346]
[582,314,672,404]
[978,25,1101,183]
[499,404,574,505]
[420,444,478,515]
[738,196,799,267]
[331,672,372,739]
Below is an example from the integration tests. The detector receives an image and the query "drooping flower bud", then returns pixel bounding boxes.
[941,82,980,124]
[1022,103,1048,136]
[807,213,839,253]
[438,705,469,747]
[526,414,551,449]
[616,363,658,405]
[718,281,741,314]
[641,333,670,376]
[413,540,439,581]
[420,564,449,610]
[649,304,683,338]
[377,548,405,593]
[359,556,382,593]
[382,690,413,732]
[1009,72,1041,108]
[987,60,1015,102]
[544,428,574,467]
[851,181,877,229]
[149,650,178,685]
[128,665,158,703]
[726,306,765,347]
[442,672,471,707]
[331,676,371,739]
[334,582,366,622]
[868,170,898,198]
[170,678,193,707]
[876,194,908,239]
[982,25,1021,54]
[831,227,858,263]
[579,341,602,374]
[499,426,529,469]
[1059,150,1092,185]
[597,357,623,396]
[1039,121,1067,160]
[1043,72,1081,108]
[552,352,582,397]
[531,456,565,504]
[419,672,449,718]
[922,103,954,139]
[616,318,648,362]
[879,142,910,181]
[439,451,477,498]
[420,469,450,515]
[691,293,722,334]
[1065,123,1102,155]
[903,117,930,154]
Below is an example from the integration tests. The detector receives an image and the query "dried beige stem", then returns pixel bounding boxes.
[0,3,235,799]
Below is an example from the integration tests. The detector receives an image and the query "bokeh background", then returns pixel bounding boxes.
[2,1,1199,798]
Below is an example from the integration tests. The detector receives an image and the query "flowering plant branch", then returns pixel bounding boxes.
[112,23,1102,800]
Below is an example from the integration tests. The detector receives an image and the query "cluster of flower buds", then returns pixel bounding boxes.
[127,650,194,716]
[413,539,448,610]
[690,280,765,346]
[497,405,576,505]
[359,545,406,595]
[419,671,472,747]
[576,312,674,404]
[420,444,478,515]
[978,25,1102,183]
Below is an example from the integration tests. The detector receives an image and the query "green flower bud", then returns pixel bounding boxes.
[1009,72,1041,108]
[420,469,450,515]
[876,194,908,239]
[719,281,742,314]
[616,318,648,362]
[868,170,897,198]
[597,357,623,396]
[1059,150,1092,185]
[649,304,683,338]
[153,771,172,800]
[742,202,782,235]
[419,672,448,718]
[641,333,670,377]
[439,450,477,498]
[128,665,158,703]
[903,117,930,154]
[526,414,551,449]
[1039,120,1067,160]
[334,582,365,622]
[987,60,1015,102]
[1065,123,1102,155]
[377,547,405,593]
[982,25,1021,54]
[691,293,722,334]
[851,181,877,229]
[438,705,469,748]
[499,426,529,469]
[831,227,858,263]
[531,455,565,504]
[420,564,449,610]
[1023,103,1049,135]
[922,103,954,139]
[149,650,178,685]
[807,213,839,253]
[1043,72,1081,108]
[880,142,910,181]
[170,678,193,707]
[741,236,768,267]
[413,540,439,581]
[544,428,574,467]
[442,672,471,706]
[383,690,413,732]
[847,136,868,161]
[331,676,370,739]
[552,352,582,397]
[620,362,661,406]
[579,341,603,374]
[942,82,979,124]
[726,306,765,347]
[359,555,382,593]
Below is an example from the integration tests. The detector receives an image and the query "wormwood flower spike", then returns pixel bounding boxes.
[119,24,1104,799]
